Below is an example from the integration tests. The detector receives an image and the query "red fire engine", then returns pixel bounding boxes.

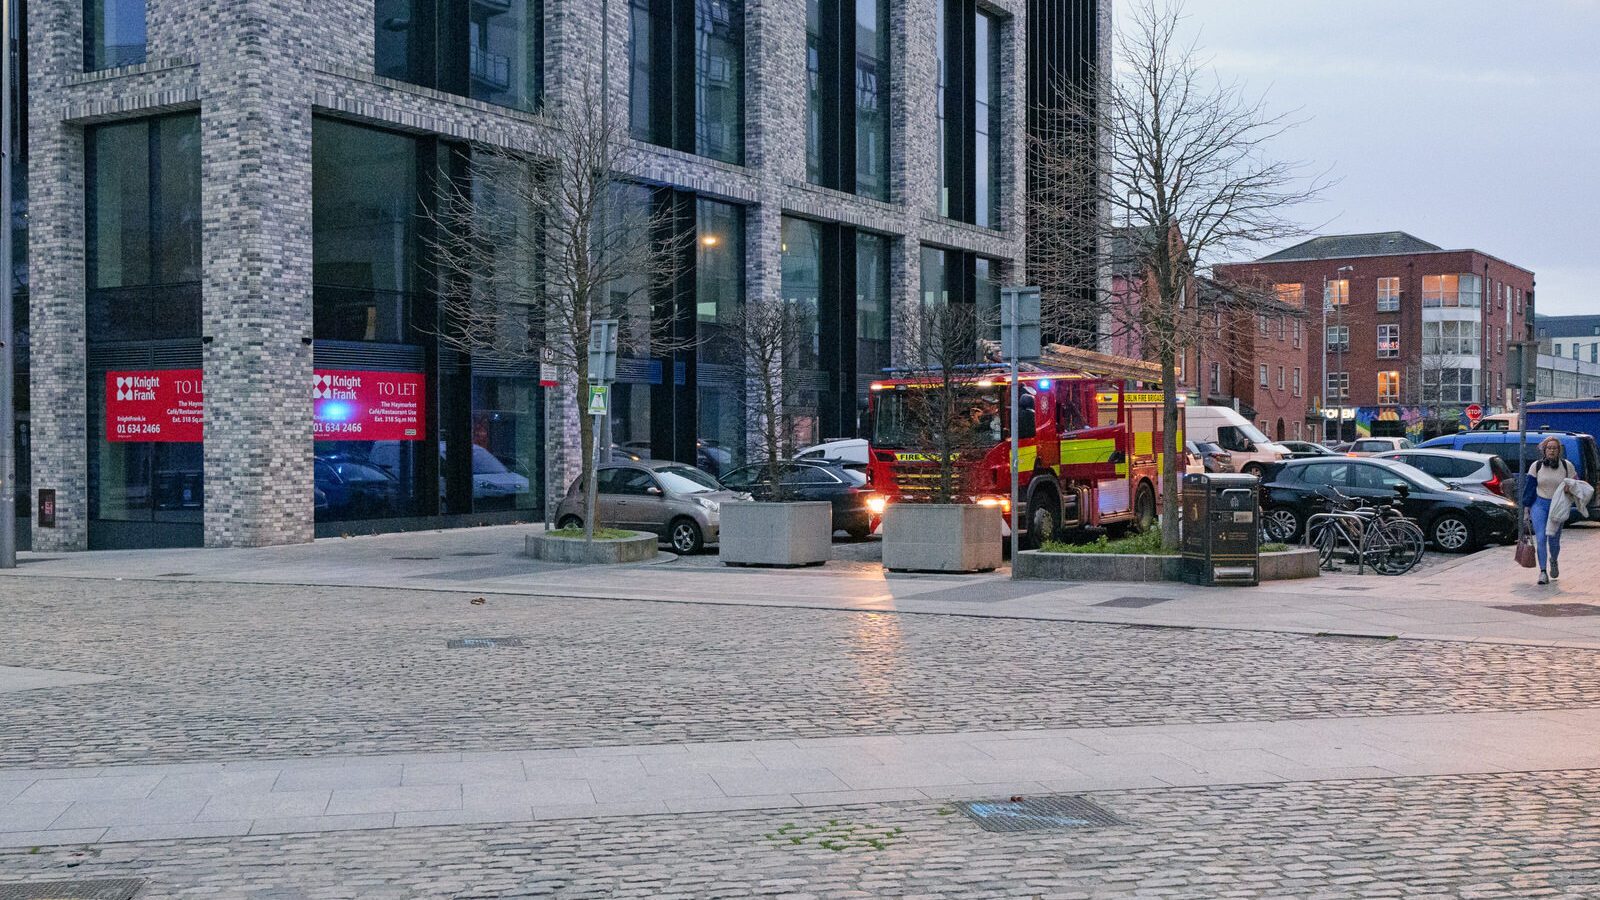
[864,369,1177,546]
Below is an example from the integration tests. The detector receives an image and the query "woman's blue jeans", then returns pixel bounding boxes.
[1531,496,1562,571]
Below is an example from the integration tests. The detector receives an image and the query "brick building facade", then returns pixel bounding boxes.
[16,0,1107,549]
[1215,232,1534,442]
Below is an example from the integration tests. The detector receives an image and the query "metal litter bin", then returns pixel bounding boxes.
[1181,473,1260,586]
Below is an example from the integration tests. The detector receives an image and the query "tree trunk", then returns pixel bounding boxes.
[1160,348,1181,550]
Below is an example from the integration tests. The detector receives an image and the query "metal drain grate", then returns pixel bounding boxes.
[451,551,494,557]
[1094,596,1172,609]
[155,573,194,578]
[394,556,441,561]
[447,637,525,649]
[1494,603,1600,618]
[0,880,145,900]
[954,795,1126,832]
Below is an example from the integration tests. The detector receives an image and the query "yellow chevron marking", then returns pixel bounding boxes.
[1059,438,1117,465]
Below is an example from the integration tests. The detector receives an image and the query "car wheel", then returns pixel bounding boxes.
[1241,462,1265,478]
[1263,507,1301,542]
[1133,482,1158,532]
[845,523,871,541]
[669,517,705,554]
[556,515,582,530]
[1023,491,1061,550]
[1430,512,1476,553]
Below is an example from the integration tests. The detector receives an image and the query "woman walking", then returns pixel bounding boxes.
[1523,436,1575,585]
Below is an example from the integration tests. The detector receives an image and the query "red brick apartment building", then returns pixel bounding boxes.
[1180,278,1309,442]
[1214,232,1534,442]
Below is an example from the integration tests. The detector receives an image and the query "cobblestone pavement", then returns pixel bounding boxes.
[8,577,1600,769]
[3,770,1599,898]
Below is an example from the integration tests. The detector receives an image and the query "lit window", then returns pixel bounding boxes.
[1376,277,1400,312]
[1378,371,1400,405]
[1324,279,1349,309]
[1275,283,1304,306]
[1377,324,1399,358]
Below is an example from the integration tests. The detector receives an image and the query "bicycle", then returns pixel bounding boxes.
[1303,485,1425,576]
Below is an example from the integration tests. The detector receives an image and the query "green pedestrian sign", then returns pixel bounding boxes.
[587,384,609,415]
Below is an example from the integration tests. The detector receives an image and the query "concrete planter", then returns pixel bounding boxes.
[719,501,833,567]
[1013,550,1181,582]
[1258,548,1320,580]
[1013,547,1320,582]
[526,530,658,564]
[882,504,1002,573]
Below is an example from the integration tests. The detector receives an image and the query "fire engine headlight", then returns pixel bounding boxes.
[865,495,888,515]
[975,495,1011,512]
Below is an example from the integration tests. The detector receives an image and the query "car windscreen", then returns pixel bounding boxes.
[655,465,720,494]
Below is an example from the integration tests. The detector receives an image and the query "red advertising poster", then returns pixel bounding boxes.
[312,370,426,441]
[106,369,205,442]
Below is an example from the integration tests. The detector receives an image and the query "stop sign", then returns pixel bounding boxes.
[1466,403,1483,426]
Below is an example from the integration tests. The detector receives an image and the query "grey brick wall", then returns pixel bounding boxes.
[27,0,1045,549]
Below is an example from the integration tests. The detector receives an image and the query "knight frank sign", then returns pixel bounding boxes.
[106,369,204,442]
[105,369,426,442]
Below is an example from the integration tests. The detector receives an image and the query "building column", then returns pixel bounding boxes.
[198,65,315,547]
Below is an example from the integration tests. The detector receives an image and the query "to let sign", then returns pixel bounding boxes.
[313,370,426,441]
[106,369,205,442]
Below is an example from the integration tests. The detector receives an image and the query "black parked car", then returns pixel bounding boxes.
[719,459,877,540]
[1259,456,1517,553]
[1278,440,1336,459]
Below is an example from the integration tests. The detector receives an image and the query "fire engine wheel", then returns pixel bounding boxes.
[1024,495,1060,549]
[1133,483,1158,532]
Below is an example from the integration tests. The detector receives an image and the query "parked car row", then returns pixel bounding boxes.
[554,456,881,553]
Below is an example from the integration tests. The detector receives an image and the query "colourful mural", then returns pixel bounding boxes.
[1343,406,1499,442]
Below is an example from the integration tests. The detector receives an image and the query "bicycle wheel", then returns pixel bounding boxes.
[1308,520,1342,570]
[1368,519,1424,575]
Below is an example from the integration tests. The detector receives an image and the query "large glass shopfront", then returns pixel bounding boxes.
[310,117,545,531]
[85,112,205,549]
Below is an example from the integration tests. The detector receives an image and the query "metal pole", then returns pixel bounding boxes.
[585,410,602,542]
[1008,290,1020,562]
[0,0,15,568]
[1320,275,1327,442]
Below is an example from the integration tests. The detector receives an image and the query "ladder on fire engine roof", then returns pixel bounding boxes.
[1037,344,1165,384]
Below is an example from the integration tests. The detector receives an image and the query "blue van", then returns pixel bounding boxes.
[1417,430,1600,517]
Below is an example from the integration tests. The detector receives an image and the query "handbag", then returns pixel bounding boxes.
[1516,533,1537,569]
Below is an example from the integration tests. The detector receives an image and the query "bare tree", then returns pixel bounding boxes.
[731,296,810,498]
[889,301,996,504]
[425,86,692,528]
[1028,0,1327,547]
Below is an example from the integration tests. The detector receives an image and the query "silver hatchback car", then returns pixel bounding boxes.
[554,460,747,554]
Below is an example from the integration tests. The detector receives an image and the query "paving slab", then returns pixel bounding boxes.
[5,708,1600,847]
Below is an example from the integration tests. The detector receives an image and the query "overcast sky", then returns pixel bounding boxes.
[1164,0,1599,315]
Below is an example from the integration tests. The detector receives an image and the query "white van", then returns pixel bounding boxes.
[1183,406,1290,477]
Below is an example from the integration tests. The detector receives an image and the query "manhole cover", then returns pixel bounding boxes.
[1336,586,1369,591]
[0,880,145,900]
[1094,596,1172,609]
[394,556,441,561]
[1494,603,1600,618]
[155,572,193,577]
[447,637,524,649]
[954,795,1126,832]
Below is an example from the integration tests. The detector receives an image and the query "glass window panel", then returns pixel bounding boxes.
[89,121,152,290]
[472,0,543,111]
[697,199,746,474]
[628,0,662,142]
[85,0,147,70]
[314,443,421,521]
[375,0,429,83]
[934,0,947,216]
[470,375,542,512]
[312,119,419,342]
[854,0,890,200]
[973,11,1000,228]
[920,245,948,309]
[155,115,203,286]
[974,256,998,341]
[805,0,823,186]
[695,0,744,163]
[780,217,823,370]
[855,231,890,415]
